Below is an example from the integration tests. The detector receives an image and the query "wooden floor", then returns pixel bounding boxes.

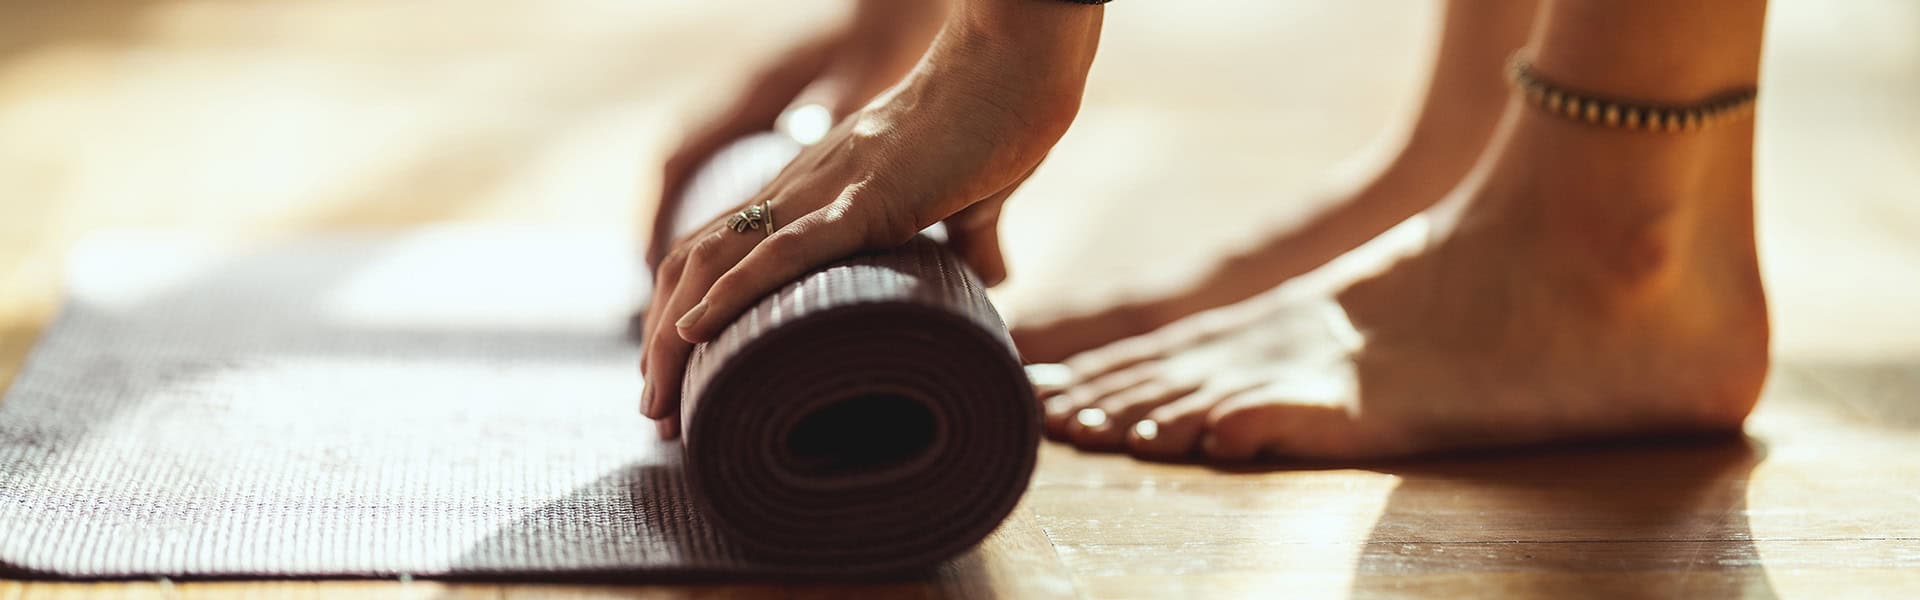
[3,1,1918,598]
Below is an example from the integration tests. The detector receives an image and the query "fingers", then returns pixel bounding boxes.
[647,140,720,268]
[638,247,687,377]
[656,411,681,441]
[649,115,774,268]
[639,250,688,415]
[643,194,890,422]
[642,228,758,420]
[647,32,843,268]
[673,200,872,342]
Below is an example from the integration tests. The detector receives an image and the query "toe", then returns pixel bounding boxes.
[1043,363,1160,440]
[1060,334,1173,389]
[1067,379,1199,451]
[1030,331,1168,407]
[1026,363,1075,401]
[1198,371,1397,463]
[1201,397,1372,462]
[1125,383,1256,461]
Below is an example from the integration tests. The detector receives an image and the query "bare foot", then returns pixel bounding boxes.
[1010,0,1539,363]
[1040,101,1770,461]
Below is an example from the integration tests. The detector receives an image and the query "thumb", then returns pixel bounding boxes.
[945,158,1045,287]
[946,198,1009,287]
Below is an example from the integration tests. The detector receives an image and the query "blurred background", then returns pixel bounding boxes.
[1,0,1916,374]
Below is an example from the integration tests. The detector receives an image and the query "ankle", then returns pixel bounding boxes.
[1485,106,1753,294]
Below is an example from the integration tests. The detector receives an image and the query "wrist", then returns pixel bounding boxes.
[954,0,1103,61]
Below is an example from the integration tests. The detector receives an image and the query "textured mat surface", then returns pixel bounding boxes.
[0,134,1037,578]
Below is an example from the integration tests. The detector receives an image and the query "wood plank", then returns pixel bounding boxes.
[930,507,1079,599]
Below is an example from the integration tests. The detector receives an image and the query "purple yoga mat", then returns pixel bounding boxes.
[0,133,1038,578]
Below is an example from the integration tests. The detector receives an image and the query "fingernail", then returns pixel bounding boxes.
[643,386,657,416]
[675,302,709,331]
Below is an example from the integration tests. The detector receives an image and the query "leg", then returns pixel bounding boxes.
[1047,0,1771,461]
[1012,0,1539,363]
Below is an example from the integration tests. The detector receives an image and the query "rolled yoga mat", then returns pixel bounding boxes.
[0,133,1038,578]
[669,133,1041,569]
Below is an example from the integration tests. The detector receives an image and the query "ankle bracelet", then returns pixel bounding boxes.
[1507,56,1757,133]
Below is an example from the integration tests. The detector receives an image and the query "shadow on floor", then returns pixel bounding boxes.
[437,464,956,598]
[1347,436,1773,598]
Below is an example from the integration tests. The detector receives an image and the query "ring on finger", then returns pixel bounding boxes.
[726,200,773,235]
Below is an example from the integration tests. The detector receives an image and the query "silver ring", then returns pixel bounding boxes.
[726,201,773,235]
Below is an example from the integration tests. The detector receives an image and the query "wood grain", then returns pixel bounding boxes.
[3,0,1918,598]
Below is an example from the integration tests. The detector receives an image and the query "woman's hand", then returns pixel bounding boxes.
[640,1,1105,437]
[647,1,947,269]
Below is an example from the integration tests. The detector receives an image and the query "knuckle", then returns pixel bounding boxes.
[653,264,682,290]
[645,338,685,372]
[758,229,803,258]
[687,231,730,265]
[820,193,914,250]
[644,325,673,350]
[643,342,668,369]
[816,197,856,225]
[664,244,695,269]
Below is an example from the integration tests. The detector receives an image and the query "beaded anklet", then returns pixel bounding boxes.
[1508,56,1757,133]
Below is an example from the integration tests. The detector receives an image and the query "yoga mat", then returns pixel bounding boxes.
[0,134,1038,578]
[671,134,1040,570]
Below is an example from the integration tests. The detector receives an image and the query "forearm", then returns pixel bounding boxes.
[847,0,950,54]
[954,0,1105,62]
[939,0,1105,136]
[851,0,950,28]
[827,0,1101,227]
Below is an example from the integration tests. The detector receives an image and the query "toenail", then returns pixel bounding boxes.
[1025,363,1074,388]
[1132,419,1159,441]
[1075,407,1109,429]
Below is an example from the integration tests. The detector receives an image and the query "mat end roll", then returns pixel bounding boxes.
[668,133,1041,573]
